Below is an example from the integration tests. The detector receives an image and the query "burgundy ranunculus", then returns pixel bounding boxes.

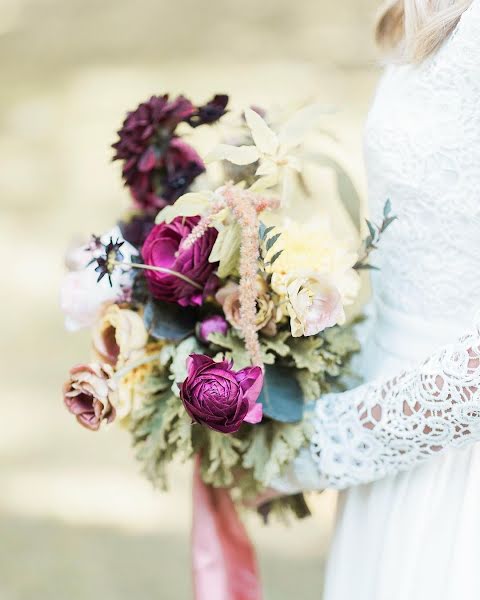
[180,354,263,434]
[63,363,117,431]
[141,216,218,306]
[197,315,229,343]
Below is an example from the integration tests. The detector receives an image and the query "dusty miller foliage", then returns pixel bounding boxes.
[129,321,360,520]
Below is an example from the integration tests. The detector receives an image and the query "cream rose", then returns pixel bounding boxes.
[281,271,346,337]
[93,305,148,366]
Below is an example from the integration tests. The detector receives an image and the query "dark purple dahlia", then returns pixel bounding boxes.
[113,93,229,214]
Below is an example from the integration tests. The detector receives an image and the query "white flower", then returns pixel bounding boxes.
[60,227,136,332]
[206,104,329,202]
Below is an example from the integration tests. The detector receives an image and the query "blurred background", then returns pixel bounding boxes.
[0,0,379,598]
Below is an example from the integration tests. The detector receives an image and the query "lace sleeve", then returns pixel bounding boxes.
[270,324,480,494]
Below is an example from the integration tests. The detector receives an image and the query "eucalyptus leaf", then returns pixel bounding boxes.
[144,299,197,340]
[259,365,304,423]
[366,219,376,239]
[269,249,284,265]
[381,216,397,232]
[259,221,267,240]
[266,233,282,252]
[260,224,276,240]
[384,198,392,217]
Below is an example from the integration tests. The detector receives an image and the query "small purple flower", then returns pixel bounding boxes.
[180,354,263,434]
[187,94,229,128]
[197,315,229,343]
[141,216,218,307]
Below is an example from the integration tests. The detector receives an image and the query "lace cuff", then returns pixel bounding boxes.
[270,321,480,494]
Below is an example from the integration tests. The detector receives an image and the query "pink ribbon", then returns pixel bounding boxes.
[192,457,262,600]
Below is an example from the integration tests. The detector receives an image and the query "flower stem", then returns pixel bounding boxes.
[113,260,203,290]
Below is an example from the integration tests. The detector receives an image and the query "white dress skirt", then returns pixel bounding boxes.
[324,305,480,599]
[272,3,480,598]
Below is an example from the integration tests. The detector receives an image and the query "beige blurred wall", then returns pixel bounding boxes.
[0,1,379,598]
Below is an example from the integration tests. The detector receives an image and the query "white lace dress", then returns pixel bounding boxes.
[272,3,480,598]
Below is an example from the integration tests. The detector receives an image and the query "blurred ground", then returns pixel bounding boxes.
[0,0,379,598]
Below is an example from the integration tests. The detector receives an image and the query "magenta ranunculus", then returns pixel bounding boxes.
[197,315,229,343]
[141,216,218,307]
[180,354,264,434]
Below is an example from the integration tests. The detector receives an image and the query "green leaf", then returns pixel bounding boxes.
[201,430,243,487]
[366,219,376,240]
[144,299,197,340]
[242,427,270,482]
[265,233,282,252]
[269,249,284,265]
[383,199,392,218]
[156,192,211,224]
[288,336,326,374]
[258,364,304,423]
[259,221,266,240]
[259,222,276,241]
[208,330,251,369]
[262,421,311,483]
[296,369,321,401]
[260,330,291,362]
[381,216,397,232]
[210,222,241,278]
[168,336,202,395]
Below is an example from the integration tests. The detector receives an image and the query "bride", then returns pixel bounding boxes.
[259,1,480,598]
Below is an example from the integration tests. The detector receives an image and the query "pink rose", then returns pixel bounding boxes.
[63,363,117,431]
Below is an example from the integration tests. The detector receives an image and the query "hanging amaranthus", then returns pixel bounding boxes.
[182,184,280,367]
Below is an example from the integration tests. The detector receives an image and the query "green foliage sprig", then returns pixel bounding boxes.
[355,199,397,271]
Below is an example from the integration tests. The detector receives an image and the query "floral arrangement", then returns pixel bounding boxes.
[61,92,394,519]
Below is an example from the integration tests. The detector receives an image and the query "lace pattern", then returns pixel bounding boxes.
[364,0,480,322]
[308,328,480,490]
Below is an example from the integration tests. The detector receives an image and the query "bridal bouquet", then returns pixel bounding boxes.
[61,92,394,519]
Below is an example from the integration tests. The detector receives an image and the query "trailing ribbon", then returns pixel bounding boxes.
[192,457,262,600]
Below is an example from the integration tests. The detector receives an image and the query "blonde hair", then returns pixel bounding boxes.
[376,0,473,62]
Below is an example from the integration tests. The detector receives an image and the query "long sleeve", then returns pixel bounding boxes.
[271,320,480,493]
